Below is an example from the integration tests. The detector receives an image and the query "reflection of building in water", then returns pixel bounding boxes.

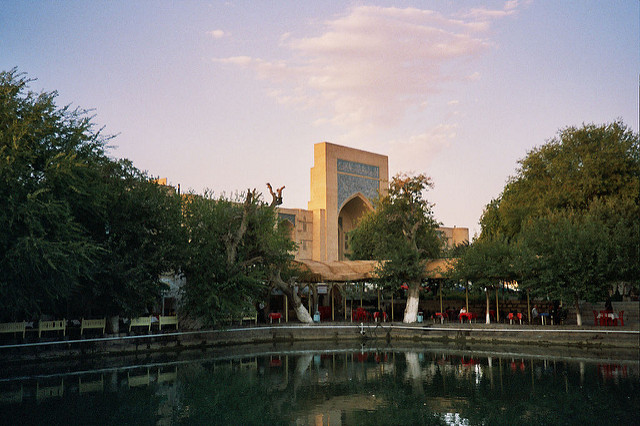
[278,143,469,263]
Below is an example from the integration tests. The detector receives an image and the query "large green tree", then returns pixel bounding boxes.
[516,212,626,325]
[480,121,639,241]
[0,69,105,320]
[476,122,639,316]
[181,189,299,325]
[79,160,186,318]
[349,173,443,323]
[0,69,186,321]
[450,238,514,323]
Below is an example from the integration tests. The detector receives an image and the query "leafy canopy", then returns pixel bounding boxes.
[349,173,442,286]
[181,190,296,325]
[0,69,185,320]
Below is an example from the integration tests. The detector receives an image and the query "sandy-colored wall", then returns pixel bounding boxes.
[308,142,389,261]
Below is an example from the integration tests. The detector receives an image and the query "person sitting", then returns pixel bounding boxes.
[531,305,539,324]
[604,297,613,312]
[459,306,467,321]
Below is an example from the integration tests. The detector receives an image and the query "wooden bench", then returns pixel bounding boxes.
[79,375,104,394]
[128,369,150,388]
[38,319,66,338]
[0,321,27,338]
[129,316,152,332]
[158,315,178,330]
[242,313,257,325]
[36,379,64,400]
[81,318,106,335]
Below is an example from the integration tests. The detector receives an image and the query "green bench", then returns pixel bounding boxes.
[38,319,66,338]
[81,318,106,335]
[0,321,27,338]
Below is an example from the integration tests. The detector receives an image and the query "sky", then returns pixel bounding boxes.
[2,0,638,238]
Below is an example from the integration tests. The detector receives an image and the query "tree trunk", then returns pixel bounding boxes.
[465,285,469,312]
[485,289,491,324]
[271,271,313,323]
[574,295,582,326]
[403,282,420,323]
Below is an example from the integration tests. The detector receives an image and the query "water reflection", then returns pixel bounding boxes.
[1,346,638,425]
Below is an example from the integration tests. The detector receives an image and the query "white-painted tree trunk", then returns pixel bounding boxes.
[403,283,420,323]
[271,271,313,323]
[485,290,491,324]
[575,297,582,326]
[294,302,313,323]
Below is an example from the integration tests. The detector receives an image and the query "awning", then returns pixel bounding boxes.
[294,258,454,282]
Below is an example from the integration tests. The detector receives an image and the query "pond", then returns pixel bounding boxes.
[1,343,638,425]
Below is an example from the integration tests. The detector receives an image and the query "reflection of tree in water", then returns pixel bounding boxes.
[167,352,639,425]
[1,351,637,424]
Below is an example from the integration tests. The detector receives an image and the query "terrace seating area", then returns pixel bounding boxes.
[0,315,179,343]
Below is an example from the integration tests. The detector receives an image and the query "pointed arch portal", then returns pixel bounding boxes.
[338,193,373,261]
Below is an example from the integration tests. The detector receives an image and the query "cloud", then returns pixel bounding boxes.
[214,4,517,132]
[207,29,228,39]
[389,124,458,169]
[465,0,522,19]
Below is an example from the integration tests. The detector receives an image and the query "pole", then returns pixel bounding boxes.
[465,284,469,312]
[344,285,347,320]
[495,286,500,323]
[285,293,288,322]
[331,285,335,321]
[391,293,394,321]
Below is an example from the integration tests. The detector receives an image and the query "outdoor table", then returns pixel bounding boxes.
[268,312,282,323]
[539,312,550,325]
[598,310,619,326]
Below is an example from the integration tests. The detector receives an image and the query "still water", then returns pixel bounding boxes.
[1,344,638,425]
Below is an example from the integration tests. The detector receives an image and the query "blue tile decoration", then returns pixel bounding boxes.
[337,159,379,178]
[337,173,379,211]
[278,213,296,226]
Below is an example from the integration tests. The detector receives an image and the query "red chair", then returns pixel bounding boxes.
[373,311,387,322]
[507,313,515,324]
[354,307,369,322]
[517,313,523,324]
[435,312,447,323]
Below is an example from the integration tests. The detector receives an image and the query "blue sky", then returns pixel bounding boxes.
[1,1,637,237]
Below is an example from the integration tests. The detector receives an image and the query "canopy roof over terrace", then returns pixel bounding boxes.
[295,258,453,282]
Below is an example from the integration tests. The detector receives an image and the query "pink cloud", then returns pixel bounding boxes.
[214,4,518,131]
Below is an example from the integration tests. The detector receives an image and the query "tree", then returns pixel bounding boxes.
[450,239,514,323]
[0,69,186,321]
[517,213,613,325]
[478,122,640,305]
[0,69,105,320]
[349,173,442,323]
[78,160,186,318]
[181,188,300,325]
[480,121,639,241]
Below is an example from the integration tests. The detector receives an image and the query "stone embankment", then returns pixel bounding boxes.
[1,321,637,365]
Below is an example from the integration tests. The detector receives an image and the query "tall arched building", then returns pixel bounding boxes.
[278,142,468,263]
